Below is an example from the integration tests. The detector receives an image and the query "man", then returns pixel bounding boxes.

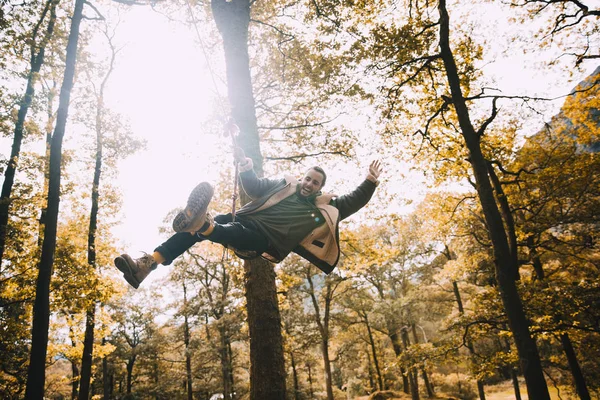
[114,147,383,289]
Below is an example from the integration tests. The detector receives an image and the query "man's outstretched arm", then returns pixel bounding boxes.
[234,147,285,199]
[334,160,383,220]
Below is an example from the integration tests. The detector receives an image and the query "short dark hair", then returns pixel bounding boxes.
[307,166,327,187]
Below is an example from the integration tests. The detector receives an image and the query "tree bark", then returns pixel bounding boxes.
[291,352,300,400]
[452,281,485,400]
[389,331,410,393]
[365,314,384,390]
[0,0,58,264]
[438,1,550,397]
[528,246,590,399]
[210,1,285,398]
[411,324,434,397]
[78,307,95,400]
[126,355,136,394]
[102,338,111,400]
[401,329,419,400]
[25,1,85,398]
[306,273,334,400]
[183,282,193,400]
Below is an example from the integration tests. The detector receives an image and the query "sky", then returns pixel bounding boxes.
[63,1,600,287]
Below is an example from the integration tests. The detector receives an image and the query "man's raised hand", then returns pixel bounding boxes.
[367,160,383,183]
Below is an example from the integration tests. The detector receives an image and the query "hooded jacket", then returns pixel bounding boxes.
[236,163,377,274]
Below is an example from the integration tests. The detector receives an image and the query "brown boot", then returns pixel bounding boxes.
[114,253,157,289]
[172,182,214,233]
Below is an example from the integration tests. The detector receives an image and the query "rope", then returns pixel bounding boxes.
[184,0,240,221]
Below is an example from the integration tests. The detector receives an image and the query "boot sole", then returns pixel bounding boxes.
[173,182,214,233]
[114,256,140,289]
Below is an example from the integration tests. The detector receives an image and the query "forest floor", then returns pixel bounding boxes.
[355,379,581,400]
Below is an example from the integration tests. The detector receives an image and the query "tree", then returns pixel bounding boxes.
[25,0,86,398]
[210,1,286,397]
[0,0,59,264]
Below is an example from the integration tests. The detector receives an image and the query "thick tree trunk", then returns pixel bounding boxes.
[0,0,58,263]
[210,1,285,398]
[389,331,410,393]
[25,1,85,398]
[438,1,550,398]
[126,356,136,394]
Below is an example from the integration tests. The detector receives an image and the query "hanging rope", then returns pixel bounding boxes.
[184,0,240,220]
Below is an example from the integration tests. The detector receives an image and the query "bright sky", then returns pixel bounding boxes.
[76,2,599,287]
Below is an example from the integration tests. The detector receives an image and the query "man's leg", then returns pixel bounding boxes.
[115,232,204,289]
[200,214,269,253]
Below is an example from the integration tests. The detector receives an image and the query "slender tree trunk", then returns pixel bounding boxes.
[183,283,194,400]
[321,338,334,400]
[0,0,58,264]
[367,349,375,393]
[228,340,235,399]
[219,325,232,398]
[452,280,485,399]
[438,1,550,398]
[210,1,284,398]
[411,324,434,397]
[290,352,300,400]
[307,363,314,399]
[389,331,410,393]
[364,314,384,390]
[78,307,95,400]
[102,338,110,400]
[401,329,419,400]
[528,246,590,399]
[25,1,85,398]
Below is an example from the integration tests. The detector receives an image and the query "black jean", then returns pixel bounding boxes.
[154,213,269,265]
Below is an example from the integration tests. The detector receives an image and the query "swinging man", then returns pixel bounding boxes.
[114,147,383,288]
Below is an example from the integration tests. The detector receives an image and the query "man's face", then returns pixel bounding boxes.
[299,169,324,197]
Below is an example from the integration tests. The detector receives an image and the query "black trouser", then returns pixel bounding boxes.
[154,213,269,265]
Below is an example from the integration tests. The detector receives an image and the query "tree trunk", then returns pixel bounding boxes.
[320,338,334,400]
[365,314,384,390]
[79,29,116,399]
[219,325,232,398]
[126,356,136,394]
[452,281,485,399]
[529,244,590,399]
[389,331,410,393]
[183,283,194,400]
[78,307,95,400]
[307,362,314,399]
[25,1,85,398]
[0,0,58,263]
[401,329,419,400]
[438,1,550,398]
[290,352,300,400]
[411,324,434,397]
[102,338,110,400]
[210,1,285,398]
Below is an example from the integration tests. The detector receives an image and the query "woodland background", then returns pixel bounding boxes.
[0,0,598,399]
